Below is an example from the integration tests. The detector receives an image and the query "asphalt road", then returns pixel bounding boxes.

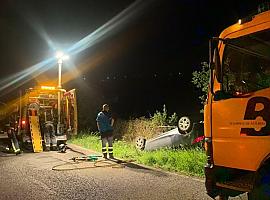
[0,146,247,200]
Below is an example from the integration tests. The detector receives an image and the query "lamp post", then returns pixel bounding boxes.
[55,51,69,134]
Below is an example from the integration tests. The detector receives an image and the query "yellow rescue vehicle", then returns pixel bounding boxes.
[204,4,270,200]
[0,85,77,153]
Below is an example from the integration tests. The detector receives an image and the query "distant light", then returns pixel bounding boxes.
[238,19,242,25]
[238,16,253,25]
[22,120,26,125]
[41,86,56,90]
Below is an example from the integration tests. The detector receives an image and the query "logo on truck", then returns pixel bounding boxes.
[241,97,270,136]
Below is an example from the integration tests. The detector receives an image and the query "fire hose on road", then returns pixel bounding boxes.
[52,146,134,171]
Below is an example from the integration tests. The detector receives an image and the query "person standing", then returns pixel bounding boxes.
[43,109,57,151]
[96,104,114,159]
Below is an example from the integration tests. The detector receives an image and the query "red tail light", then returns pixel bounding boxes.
[192,136,205,145]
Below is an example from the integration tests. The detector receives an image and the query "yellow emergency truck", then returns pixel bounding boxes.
[0,85,77,153]
[204,3,270,199]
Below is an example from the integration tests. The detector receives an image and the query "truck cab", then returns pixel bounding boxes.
[204,5,270,200]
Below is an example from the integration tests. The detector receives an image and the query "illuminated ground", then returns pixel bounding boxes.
[0,146,246,200]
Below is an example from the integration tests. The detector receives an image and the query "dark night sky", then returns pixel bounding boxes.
[0,0,263,128]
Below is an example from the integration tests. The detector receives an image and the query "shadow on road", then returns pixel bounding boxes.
[0,151,17,157]
[112,158,168,177]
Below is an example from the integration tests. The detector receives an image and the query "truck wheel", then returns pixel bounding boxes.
[177,116,192,134]
[135,137,146,150]
[248,167,270,200]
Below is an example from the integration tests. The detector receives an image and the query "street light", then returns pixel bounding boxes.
[55,51,69,134]
[56,51,69,88]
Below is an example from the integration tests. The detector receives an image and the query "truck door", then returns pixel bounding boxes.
[211,30,270,171]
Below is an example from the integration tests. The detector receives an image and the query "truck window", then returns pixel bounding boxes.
[222,29,270,95]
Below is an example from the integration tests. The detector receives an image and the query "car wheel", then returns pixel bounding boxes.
[178,116,192,134]
[135,137,146,150]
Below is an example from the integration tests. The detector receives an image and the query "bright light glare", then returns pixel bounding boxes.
[238,19,242,25]
[0,0,151,95]
[63,55,69,60]
[56,51,64,59]
[56,51,69,60]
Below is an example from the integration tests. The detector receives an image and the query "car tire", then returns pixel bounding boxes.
[135,136,146,150]
[177,116,193,134]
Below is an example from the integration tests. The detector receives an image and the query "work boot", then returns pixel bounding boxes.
[109,153,114,159]
[44,146,50,152]
[103,153,108,159]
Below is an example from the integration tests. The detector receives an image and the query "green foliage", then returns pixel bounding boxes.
[151,105,178,126]
[151,105,168,126]
[69,134,206,177]
[191,62,210,106]
[168,112,178,126]
[111,105,178,142]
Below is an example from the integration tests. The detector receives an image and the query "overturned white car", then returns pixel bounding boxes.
[135,116,204,151]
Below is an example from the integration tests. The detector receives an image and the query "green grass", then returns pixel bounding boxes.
[69,134,206,177]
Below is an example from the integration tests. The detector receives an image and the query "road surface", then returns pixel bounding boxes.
[0,145,247,200]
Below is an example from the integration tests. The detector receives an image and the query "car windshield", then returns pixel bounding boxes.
[222,29,270,94]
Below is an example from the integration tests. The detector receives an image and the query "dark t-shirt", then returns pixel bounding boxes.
[96,111,113,137]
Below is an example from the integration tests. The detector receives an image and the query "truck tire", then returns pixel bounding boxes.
[177,116,192,134]
[248,167,270,200]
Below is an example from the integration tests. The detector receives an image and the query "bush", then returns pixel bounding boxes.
[151,105,178,126]
[114,118,156,141]
[191,62,210,113]
[112,105,179,142]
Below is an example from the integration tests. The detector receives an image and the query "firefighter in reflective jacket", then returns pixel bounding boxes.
[43,109,57,151]
[7,125,21,154]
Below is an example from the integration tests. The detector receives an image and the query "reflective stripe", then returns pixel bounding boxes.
[108,147,113,153]
[14,149,20,153]
[102,147,107,152]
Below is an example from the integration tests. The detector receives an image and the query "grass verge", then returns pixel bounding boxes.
[69,134,206,177]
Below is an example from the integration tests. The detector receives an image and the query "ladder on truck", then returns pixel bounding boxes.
[29,108,43,152]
